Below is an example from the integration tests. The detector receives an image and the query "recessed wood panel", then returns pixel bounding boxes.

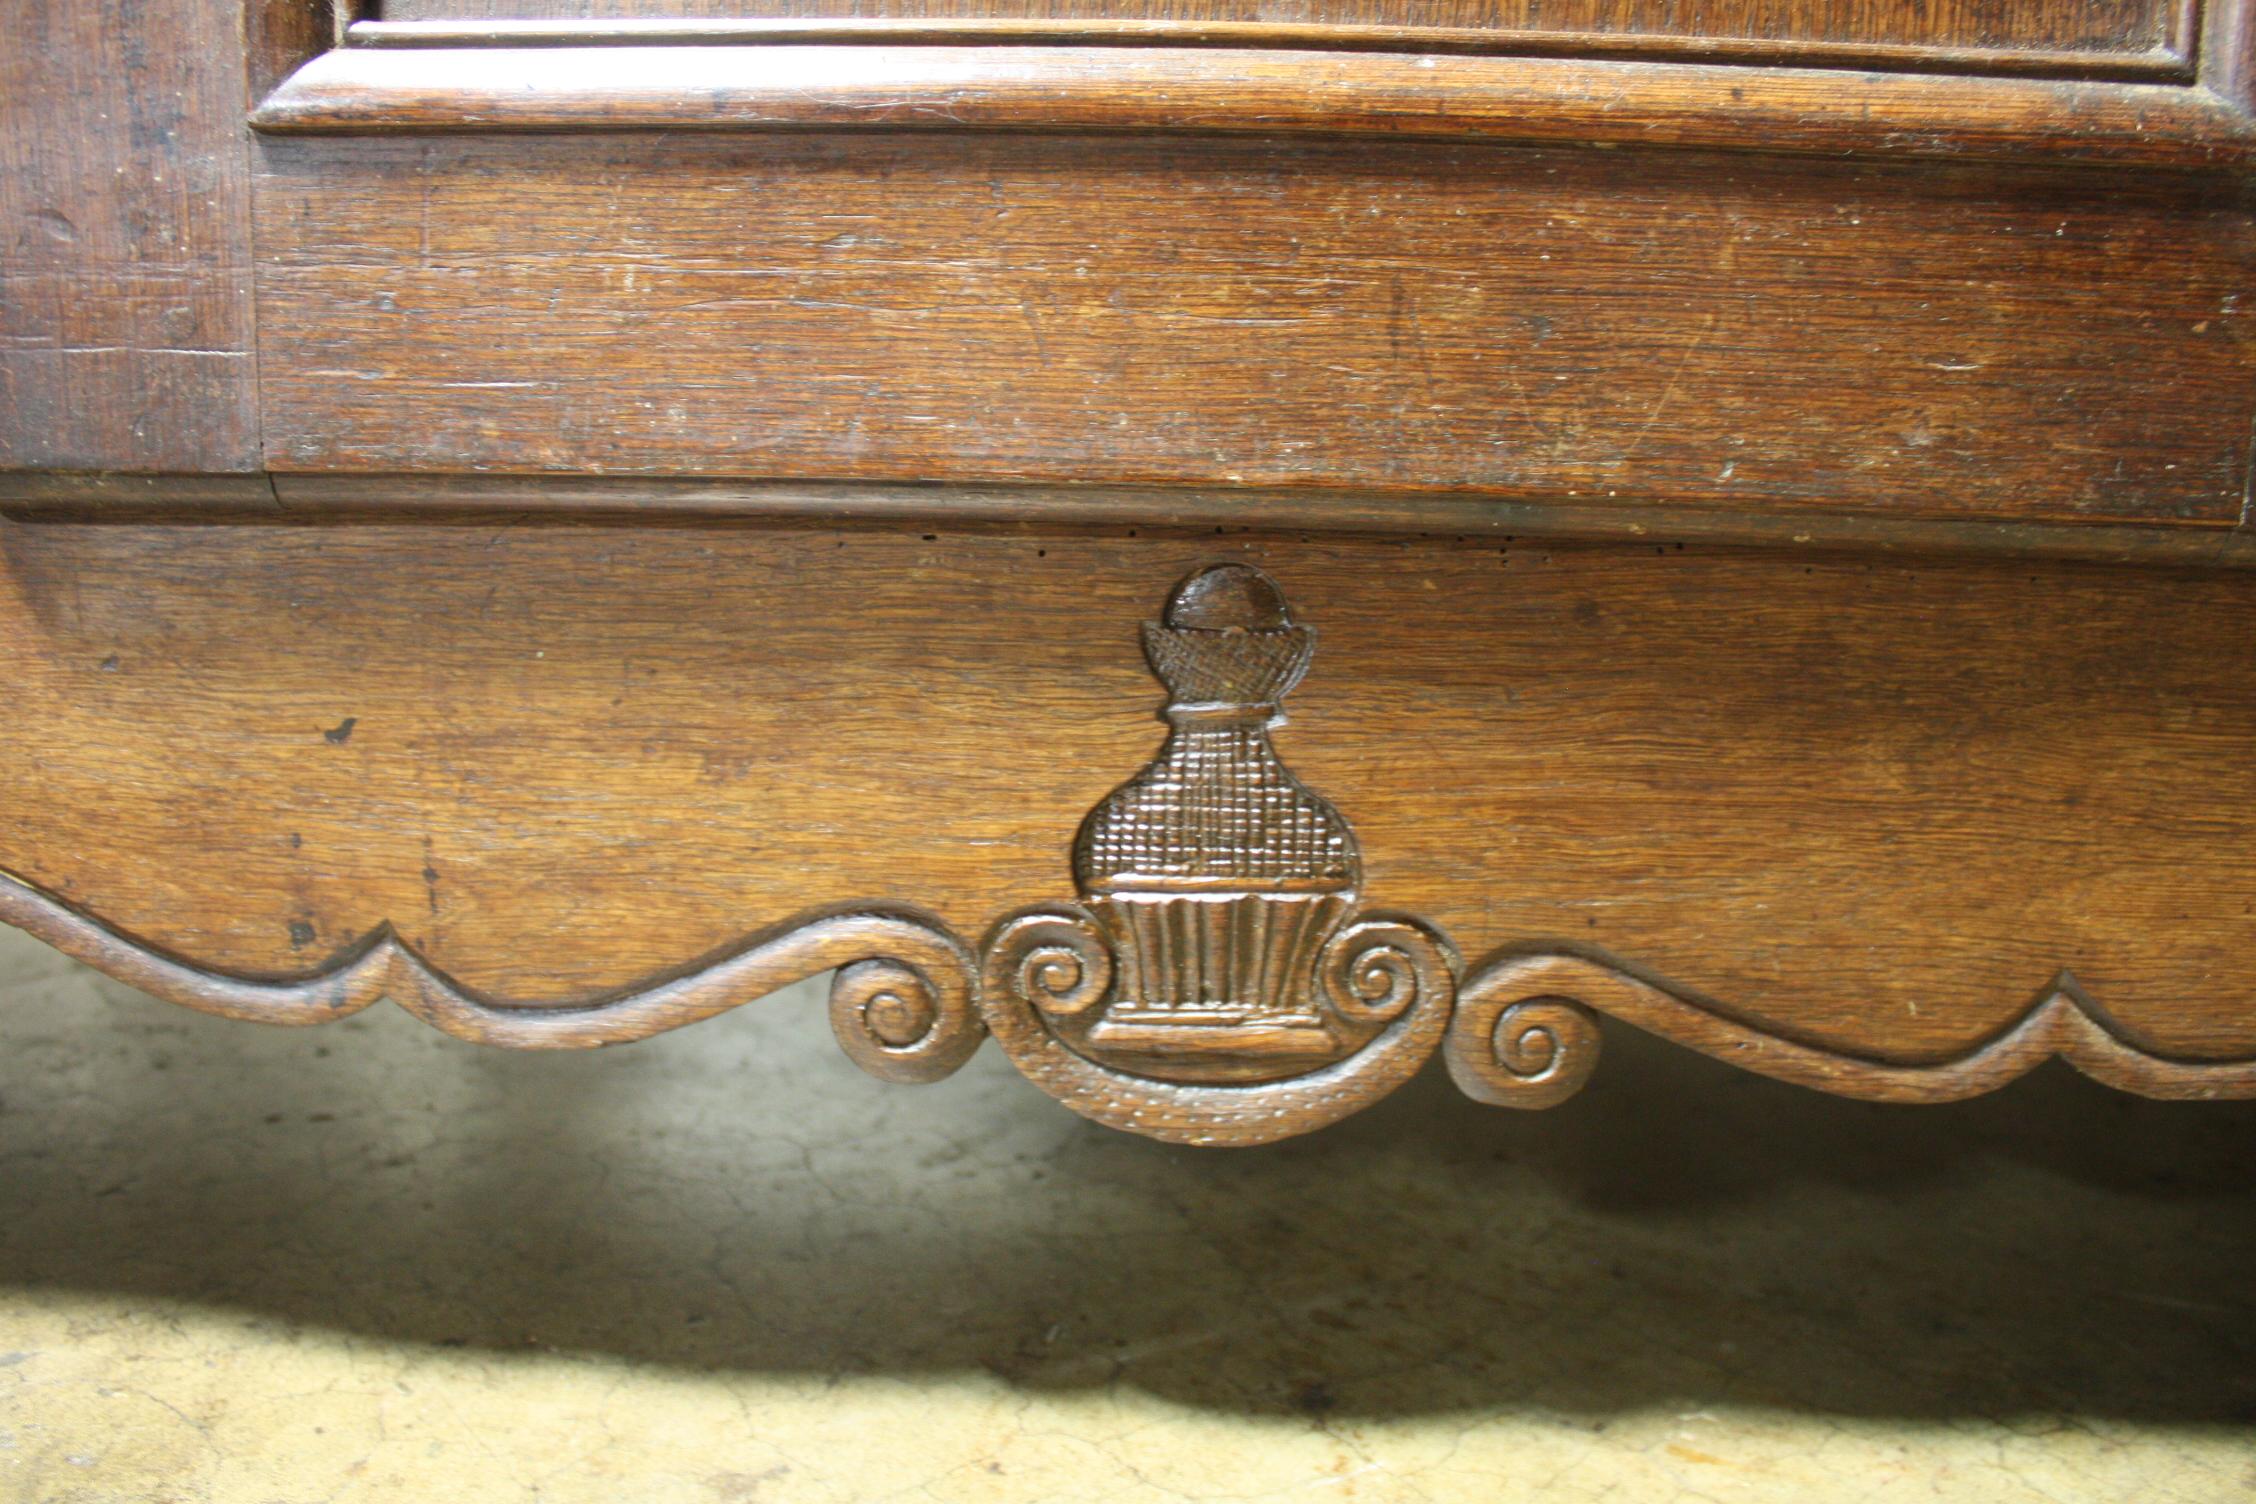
[254,133,2256,527]
[376,0,2188,71]
[3,517,2254,1065]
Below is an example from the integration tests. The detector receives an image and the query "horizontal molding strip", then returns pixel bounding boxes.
[344,18,2197,84]
[250,41,2256,168]
[6,474,2254,572]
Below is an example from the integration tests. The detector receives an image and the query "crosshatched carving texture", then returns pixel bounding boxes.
[1077,564,1351,893]
[1079,726,1354,889]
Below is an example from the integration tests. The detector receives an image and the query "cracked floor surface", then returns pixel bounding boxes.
[0,923,2250,1503]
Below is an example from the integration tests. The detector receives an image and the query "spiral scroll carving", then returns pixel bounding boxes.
[1318,917,1436,1027]
[828,948,986,1085]
[1444,979,1604,1110]
[1000,912,1116,1022]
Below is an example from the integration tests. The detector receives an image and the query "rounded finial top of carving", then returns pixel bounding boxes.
[1164,565,1292,631]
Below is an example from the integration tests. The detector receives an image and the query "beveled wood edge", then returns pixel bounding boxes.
[2206,0,2256,110]
[0,473,283,509]
[6,473,2253,574]
[5,870,2251,1145]
[1454,952,2256,1106]
[246,41,2256,168]
[249,0,351,103]
[343,17,2196,84]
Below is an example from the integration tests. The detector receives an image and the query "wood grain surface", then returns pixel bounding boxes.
[373,0,2184,66]
[253,133,2256,525]
[4,516,2252,1072]
[0,0,260,471]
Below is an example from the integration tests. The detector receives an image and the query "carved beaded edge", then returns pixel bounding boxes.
[1,563,2252,1143]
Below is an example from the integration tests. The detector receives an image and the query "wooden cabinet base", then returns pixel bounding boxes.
[3,521,2251,1145]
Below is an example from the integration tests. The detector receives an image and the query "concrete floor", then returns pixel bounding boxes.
[0,924,2250,1503]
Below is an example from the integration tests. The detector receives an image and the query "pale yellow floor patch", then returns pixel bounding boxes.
[0,925,2248,1503]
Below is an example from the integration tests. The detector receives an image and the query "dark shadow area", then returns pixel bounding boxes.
[1,960,2251,1426]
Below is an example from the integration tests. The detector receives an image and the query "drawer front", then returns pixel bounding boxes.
[256,132,2256,528]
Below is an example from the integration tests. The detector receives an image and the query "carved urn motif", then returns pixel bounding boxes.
[978,562,1457,1141]
[1066,565,1361,1079]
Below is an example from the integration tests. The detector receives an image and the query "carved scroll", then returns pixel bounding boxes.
[982,906,1454,1145]
[1455,951,2256,1106]
[0,872,981,1085]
